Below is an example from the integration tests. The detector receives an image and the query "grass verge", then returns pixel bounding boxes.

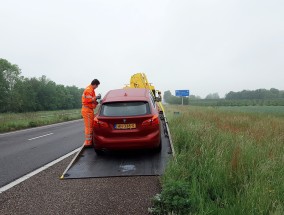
[0,109,82,133]
[150,105,284,214]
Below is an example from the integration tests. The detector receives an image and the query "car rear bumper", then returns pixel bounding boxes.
[93,131,161,150]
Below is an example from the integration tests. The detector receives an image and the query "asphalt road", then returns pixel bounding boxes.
[0,119,167,214]
[0,120,84,187]
[0,155,161,215]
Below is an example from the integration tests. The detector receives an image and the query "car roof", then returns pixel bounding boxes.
[102,88,150,103]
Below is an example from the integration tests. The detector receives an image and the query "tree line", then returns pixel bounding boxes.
[163,88,284,106]
[0,58,84,113]
[225,89,284,100]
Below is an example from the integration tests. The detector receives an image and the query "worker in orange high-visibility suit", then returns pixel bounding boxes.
[81,79,101,147]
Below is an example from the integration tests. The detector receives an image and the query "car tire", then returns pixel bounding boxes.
[94,148,104,155]
[153,140,162,153]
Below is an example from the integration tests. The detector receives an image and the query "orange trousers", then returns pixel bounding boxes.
[81,107,94,146]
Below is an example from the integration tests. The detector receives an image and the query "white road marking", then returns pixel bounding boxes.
[28,133,54,141]
[0,147,81,194]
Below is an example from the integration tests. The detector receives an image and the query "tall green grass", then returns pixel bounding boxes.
[151,105,284,214]
[0,109,82,133]
[216,106,284,116]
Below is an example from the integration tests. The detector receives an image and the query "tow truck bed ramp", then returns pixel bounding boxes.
[61,115,174,179]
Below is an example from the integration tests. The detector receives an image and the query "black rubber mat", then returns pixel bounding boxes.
[63,122,172,178]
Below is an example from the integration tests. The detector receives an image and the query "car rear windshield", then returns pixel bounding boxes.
[100,101,150,117]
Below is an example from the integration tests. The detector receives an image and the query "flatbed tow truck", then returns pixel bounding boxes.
[61,73,174,179]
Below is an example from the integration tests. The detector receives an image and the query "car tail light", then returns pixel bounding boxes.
[94,117,109,128]
[142,115,159,126]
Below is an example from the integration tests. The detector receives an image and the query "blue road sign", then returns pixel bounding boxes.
[175,90,190,97]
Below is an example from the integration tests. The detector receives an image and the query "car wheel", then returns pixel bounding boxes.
[92,136,104,155]
[153,140,162,153]
[94,148,104,155]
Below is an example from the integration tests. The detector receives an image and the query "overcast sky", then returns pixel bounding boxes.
[1,0,283,98]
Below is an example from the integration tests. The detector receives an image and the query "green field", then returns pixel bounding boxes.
[216,106,284,116]
[0,109,82,133]
[151,105,284,214]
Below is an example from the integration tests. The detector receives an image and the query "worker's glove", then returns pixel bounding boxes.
[96,93,101,100]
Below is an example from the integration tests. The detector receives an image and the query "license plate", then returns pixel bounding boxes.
[115,123,136,129]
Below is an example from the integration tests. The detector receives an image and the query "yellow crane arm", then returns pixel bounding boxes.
[124,73,165,113]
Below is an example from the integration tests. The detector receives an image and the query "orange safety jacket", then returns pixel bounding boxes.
[82,85,97,109]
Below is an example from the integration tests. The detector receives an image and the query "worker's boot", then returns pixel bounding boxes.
[84,140,92,148]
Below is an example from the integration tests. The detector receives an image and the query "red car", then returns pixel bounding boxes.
[92,88,161,154]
